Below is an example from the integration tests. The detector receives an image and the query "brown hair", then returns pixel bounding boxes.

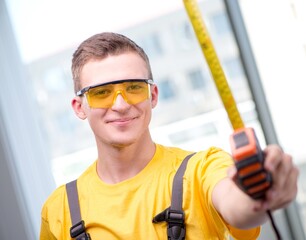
[71,32,153,94]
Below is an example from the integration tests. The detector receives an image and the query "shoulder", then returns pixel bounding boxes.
[155,144,233,170]
[41,161,96,220]
[156,144,192,156]
[41,184,67,220]
[186,146,233,171]
[184,146,234,192]
[40,183,73,239]
[154,144,193,172]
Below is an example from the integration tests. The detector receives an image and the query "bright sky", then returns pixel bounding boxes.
[7,0,184,63]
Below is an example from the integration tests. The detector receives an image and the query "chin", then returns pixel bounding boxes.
[110,138,136,148]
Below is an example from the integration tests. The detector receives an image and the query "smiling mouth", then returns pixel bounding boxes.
[107,117,137,124]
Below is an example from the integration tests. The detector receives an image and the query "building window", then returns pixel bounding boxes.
[181,21,194,40]
[188,68,206,89]
[224,57,244,80]
[158,78,176,101]
[173,21,195,49]
[177,21,195,42]
[211,12,231,36]
[140,33,163,58]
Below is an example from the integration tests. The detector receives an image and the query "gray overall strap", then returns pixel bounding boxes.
[171,152,196,210]
[66,180,91,240]
[153,152,196,240]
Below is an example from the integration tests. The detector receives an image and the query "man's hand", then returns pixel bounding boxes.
[228,144,299,212]
[214,145,299,229]
[255,145,299,211]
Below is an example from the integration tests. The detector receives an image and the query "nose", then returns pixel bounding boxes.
[111,91,131,110]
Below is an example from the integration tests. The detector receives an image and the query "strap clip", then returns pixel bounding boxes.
[167,209,185,240]
[153,208,186,240]
[70,220,91,240]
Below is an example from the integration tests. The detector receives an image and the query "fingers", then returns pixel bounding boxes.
[228,144,299,213]
[265,146,292,190]
[262,145,299,210]
[263,144,284,172]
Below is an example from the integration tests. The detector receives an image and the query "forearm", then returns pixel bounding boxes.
[212,177,268,229]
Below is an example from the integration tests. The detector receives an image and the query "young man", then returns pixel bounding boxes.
[40,32,299,239]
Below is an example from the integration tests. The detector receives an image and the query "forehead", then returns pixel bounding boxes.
[80,52,149,87]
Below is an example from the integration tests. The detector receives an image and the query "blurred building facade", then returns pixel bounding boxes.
[27,0,251,159]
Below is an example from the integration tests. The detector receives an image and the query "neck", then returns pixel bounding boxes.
[95,136,156,184]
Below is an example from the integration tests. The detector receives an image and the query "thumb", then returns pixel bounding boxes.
[227,166,237,180]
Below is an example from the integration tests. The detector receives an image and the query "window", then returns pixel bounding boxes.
[173,21,195,49]
[139,33,163,58]
[211,12,231,36]
[157,78,176,101]
[180,21,194,40]
[188,68,207,89]
[224,57,244,80]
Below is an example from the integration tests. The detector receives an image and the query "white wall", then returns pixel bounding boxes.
[239,0,306,164]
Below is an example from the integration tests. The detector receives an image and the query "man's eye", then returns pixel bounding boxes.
[127,84,143,91]
[91,88,111,97]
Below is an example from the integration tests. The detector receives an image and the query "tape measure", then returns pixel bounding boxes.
[183,0,244,130]
[182,2,282,238]
[182,0,272,199]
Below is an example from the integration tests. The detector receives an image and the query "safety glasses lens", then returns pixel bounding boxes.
[86,81,150,108]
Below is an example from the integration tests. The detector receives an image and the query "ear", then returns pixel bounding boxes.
[71,96,87,120]
[150,84,158,109]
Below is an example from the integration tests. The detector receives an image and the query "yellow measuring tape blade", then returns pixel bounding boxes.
[183,0,244,130]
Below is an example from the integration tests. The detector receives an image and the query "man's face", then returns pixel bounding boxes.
[72,52,158,148]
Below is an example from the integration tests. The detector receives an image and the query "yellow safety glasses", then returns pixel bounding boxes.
[77,79,154,109]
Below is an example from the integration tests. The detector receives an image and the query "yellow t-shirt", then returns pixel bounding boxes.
[40,144,260,240]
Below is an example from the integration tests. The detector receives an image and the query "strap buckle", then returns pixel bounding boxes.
[166,209,185,226]
[166,209,185,240]
[153,208,186,240]
[70,220,91,240]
